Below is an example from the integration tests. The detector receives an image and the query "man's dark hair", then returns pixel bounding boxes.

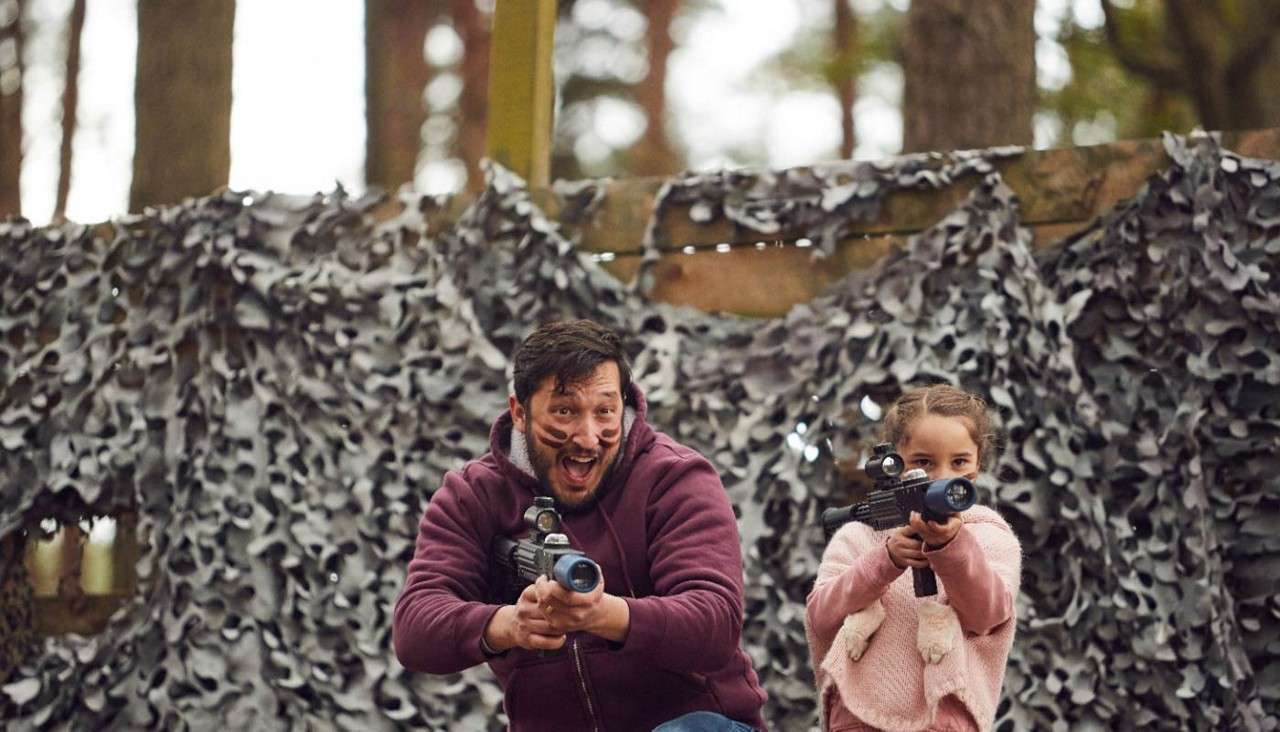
[513,320,632,406]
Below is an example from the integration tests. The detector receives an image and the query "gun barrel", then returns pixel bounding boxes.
[552,554,601,593]
[922,477,976,519]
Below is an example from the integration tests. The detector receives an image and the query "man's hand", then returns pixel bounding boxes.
[909,512,962,550]
[887,526,928,570]
[483,582,567,653]
[534,576,631,643]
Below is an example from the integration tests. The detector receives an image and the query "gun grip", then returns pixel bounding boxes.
[912,567,938,597]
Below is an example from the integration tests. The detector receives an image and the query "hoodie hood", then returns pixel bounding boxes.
[487,381,655,506]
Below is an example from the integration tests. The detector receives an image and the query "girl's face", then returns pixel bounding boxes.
[898,413,980,482]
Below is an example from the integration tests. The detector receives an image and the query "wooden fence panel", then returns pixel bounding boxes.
[421,128,1280,316]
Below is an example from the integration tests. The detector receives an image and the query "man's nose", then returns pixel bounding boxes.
[569,422,600,449]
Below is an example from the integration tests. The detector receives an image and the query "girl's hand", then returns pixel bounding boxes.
[887,527,928,569]
[909,512,962,549]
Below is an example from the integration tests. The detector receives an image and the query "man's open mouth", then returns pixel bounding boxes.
[561,454,598,481]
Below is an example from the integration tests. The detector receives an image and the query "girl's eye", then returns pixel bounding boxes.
[913,458,933,468]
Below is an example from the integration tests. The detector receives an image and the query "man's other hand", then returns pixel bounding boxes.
[534,575,630,643]
[483,582,567,653]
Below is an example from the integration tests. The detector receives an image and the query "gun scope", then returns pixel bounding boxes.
[524,496,561,536]
[864,444,905,481]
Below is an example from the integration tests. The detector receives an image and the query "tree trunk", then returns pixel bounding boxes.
[1100,0,1280,133]
[630,0,680,176]
[130,0,234,212]
[365,0,433,193]
[0,533,36,684]
[833,0,856,159]
[1260,44,1280,129]
[901,0,1035,153]
[54,0,85,220]
[454,0,489,193]
[0,0,23,217]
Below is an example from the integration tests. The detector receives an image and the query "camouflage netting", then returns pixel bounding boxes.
[1,131,1277,730]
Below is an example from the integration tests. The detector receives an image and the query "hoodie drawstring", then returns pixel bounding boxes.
[596,504,637,599]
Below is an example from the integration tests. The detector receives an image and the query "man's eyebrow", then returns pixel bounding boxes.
[547,393,583,404]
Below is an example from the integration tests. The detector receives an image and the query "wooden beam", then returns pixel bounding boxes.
[436,128,1280,256]
[484,0,556,188]
[554,127,1280,254]
[419,127,1280,316]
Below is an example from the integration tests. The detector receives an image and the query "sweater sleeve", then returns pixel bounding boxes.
[805,532,904,643]
[925,520,1019,636]
[619,454,746,673]
[392,469,504,674]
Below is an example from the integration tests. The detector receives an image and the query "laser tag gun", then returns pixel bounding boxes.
[821,443,977,597]
[492,496,602,599]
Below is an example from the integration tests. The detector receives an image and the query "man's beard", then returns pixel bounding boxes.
[525,419,622,512]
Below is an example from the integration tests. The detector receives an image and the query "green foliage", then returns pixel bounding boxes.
[1042,12,1197,146]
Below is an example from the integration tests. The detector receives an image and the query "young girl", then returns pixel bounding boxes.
[805,385,1022,731]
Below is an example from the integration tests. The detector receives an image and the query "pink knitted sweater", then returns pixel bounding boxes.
[805,506,1021,731]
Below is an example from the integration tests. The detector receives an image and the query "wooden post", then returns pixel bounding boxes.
[484,0,556,187]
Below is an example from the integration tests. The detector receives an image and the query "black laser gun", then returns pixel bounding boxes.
[821,443,977,597]
[493,496,602,596]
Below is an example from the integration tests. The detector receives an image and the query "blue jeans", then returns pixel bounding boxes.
[652,711,757,732]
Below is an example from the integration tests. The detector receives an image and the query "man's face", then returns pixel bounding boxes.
[510,362,625,509]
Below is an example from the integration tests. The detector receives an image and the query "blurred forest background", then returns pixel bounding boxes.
[1,0,1279,227]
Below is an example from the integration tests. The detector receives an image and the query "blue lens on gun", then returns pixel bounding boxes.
[923,477,977,514]
[553,555,602,593]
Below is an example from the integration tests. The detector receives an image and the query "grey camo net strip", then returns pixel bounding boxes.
[1,132,1277,730]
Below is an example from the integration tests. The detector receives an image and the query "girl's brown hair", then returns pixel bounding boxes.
[878,384,996,467]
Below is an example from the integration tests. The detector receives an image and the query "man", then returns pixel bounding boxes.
[394,319,766,731]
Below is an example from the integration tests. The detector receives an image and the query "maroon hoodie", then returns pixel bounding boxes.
[393,384,767,731]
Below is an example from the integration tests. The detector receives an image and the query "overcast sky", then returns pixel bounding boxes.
[18,0,1102,226]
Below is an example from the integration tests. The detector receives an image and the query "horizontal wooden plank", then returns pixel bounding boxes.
[415,127,1280,256]
[32,594,132,636]
[403,128,1280,317]
[599,236,899,318]
[597,215,1081,318]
